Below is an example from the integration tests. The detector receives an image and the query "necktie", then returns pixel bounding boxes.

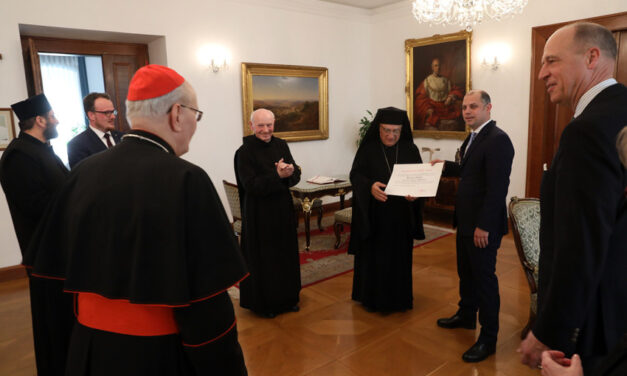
[104,133,113,148]
[466,132,477,151]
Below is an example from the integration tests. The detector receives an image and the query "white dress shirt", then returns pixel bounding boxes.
[89,125,116,147]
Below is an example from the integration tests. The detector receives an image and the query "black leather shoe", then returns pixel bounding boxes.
[258,311,276,319]
[462,342,496,362]
[436,314,476,329]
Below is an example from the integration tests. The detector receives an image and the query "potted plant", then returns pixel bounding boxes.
[356,110,374,147]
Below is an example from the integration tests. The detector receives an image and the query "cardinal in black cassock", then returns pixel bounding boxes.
[24,65,248,376]
[235,108,301,318]
[349,107,425,312]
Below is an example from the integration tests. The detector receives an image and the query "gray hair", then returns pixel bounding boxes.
[571,22,617,60]
[466,90,491,105]
[250,108,275,123]
[126,82,192,123]
[617,126,627,168]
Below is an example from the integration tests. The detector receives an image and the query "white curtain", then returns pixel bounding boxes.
[39,53,85,166]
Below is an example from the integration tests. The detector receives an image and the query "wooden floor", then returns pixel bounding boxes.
[0,229,537,376]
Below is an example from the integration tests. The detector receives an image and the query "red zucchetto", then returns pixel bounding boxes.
[127,64,185,101]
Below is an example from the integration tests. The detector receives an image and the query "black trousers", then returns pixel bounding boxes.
[28,276,75,376]
[456,232,501,345]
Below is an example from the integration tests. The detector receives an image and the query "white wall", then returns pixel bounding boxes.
[0,0,624,268]
[0,0,371,268]
[369,0,626,203]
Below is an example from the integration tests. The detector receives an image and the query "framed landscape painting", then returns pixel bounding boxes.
[241,63,328,142]
[405,30,471,140]
[0,108,16,150]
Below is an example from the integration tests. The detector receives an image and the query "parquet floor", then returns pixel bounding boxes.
[0,228,538,376]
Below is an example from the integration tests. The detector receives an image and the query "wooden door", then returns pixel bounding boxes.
[103,55,141,132]
[20,36,148,132]
[526,12,627,198]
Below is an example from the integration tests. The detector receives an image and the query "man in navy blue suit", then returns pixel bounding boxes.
[433,90,514,363]
[67,92,123,168]
[519,22,627,375]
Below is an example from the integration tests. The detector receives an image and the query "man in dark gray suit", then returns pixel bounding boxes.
[433,90,514,363]
[67,92,123,168]
[519,22,627,374]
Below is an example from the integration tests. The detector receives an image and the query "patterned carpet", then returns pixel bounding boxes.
[228,217,453,299]
[298,217,453,287]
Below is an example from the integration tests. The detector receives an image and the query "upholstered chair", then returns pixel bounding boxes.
[333,207,352,248]
[508,196,541,339]
[222,180,242,237]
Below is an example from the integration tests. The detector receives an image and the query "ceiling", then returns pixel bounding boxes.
[317,0,405,10]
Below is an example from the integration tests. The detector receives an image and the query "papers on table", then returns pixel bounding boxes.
[384,163,443,197]
[307,175,346,185]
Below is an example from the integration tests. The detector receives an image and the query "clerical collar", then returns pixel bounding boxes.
[574,78,617,118]
[19,131,51,147]
[123,130,174,154]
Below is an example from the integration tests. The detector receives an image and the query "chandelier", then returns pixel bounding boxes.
[411,0,528,31]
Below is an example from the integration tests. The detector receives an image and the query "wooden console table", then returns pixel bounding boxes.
[290,176,352,250]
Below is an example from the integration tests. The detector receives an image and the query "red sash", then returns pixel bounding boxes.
[77,292,179,336]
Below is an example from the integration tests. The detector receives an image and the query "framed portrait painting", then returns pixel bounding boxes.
[241,63,328,142]
[0,108,17,150]
[405,31,472,139]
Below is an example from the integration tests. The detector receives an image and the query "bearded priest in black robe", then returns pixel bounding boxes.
[0,94,73,376]
[235,108,301,318]
[24,65,248,376]
[349,107,425,312]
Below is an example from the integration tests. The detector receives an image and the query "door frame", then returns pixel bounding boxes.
[525,11,627,197]
[20,36,148,132]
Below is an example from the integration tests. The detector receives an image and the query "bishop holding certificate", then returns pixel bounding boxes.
[349,107,425,312]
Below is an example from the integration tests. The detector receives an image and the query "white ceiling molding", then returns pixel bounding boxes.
[318,0,405,9]
[232,0,373,22]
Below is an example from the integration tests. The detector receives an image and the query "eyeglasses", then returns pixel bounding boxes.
[381,128,401,135]
[178,104,203,122]
[93,110,117,117]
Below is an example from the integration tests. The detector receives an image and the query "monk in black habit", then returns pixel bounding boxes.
[0,94,73,376]
[235,108,301,318]
[349,107,425,312]
[24,65,248,375]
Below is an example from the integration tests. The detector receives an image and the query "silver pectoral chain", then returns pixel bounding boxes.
[381,143,399,175]
[122,134,170,153]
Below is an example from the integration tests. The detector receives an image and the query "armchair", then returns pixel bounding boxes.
[508,196,541,339]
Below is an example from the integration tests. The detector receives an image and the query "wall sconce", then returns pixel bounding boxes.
[479,42,511,72]
[197,44,230,73]
[482,56,500,71]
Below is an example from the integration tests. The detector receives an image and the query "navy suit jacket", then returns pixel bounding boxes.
[535,83,627,359]
[67,127,123,169]
[443,120,514,236]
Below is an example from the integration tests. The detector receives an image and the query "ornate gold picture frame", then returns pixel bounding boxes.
[0,108,17,150]
[405,31,472,140]
[241,63,328,142]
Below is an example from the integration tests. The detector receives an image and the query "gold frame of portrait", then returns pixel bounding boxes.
[241,62,329,142]
[0,108,17,151]
[405,30,472,140]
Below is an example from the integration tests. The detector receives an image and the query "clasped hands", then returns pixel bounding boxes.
[370,182,416,203]
[275,158,294,178]
[518,331,583,375]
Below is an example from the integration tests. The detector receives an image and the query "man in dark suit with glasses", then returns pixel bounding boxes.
[67,92,123,168]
